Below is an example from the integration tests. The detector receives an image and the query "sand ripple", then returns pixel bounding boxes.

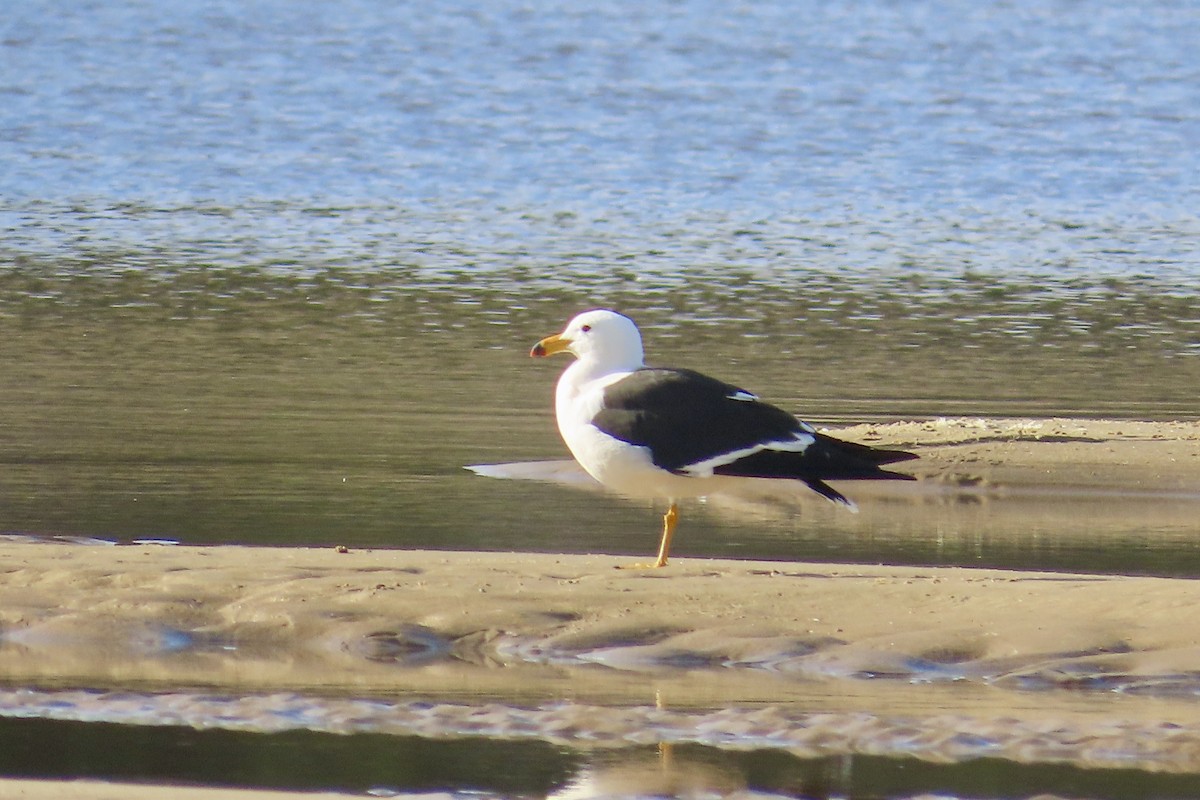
[4,542,1200,712]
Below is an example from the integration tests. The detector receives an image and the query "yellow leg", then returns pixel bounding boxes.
[618,502,678,569]
[653,503,678,567]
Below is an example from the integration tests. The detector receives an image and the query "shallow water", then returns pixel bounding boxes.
[0,267,1198,576]
[6,692,1200,799]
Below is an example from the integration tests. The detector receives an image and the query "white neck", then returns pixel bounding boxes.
[554,354,640,432]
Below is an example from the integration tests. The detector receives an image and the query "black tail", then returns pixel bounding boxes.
[804,477,855,508]
[812,432,919,471]
[711,433,917,510]
[712,432,918,484]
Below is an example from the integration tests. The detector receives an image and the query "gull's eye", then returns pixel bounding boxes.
[581,324,592,332]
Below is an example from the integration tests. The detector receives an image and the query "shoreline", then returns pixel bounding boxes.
[0,418,1197,709]
[0,418,1199,797]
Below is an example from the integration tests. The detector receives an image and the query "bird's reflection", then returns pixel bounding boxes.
[549,692,847,799]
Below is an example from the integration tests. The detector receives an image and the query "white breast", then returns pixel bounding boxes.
[553,364,727,500]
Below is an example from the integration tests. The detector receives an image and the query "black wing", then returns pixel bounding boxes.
[590,368,807,472]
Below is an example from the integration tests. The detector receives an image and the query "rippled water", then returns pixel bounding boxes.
[6,0,1200,208]
[3,0,1200,796]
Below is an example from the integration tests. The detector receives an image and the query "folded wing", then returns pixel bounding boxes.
[590,367,917,506]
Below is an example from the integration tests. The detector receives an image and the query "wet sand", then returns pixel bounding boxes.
[853,417,1200,493]
[4,539,1200,710]
[1,419,1199,796]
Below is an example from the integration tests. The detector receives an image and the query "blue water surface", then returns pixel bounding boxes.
[2,0,1199,279]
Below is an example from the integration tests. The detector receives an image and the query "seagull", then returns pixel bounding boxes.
[531,309,918,568]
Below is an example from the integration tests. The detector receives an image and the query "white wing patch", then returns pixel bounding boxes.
[679,432,816,478]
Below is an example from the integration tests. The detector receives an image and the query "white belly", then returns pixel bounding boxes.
[571,424,696,494]
[554,363,730,501]
[560,417,725,500]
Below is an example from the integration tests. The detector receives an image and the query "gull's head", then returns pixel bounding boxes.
[531,309,645,370]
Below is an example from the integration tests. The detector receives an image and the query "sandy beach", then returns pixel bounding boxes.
[3,536,1200,711]
[1,419,1198,797]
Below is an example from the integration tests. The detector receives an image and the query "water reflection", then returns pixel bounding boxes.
[554,744,818,799]
[3,714,1200,800]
